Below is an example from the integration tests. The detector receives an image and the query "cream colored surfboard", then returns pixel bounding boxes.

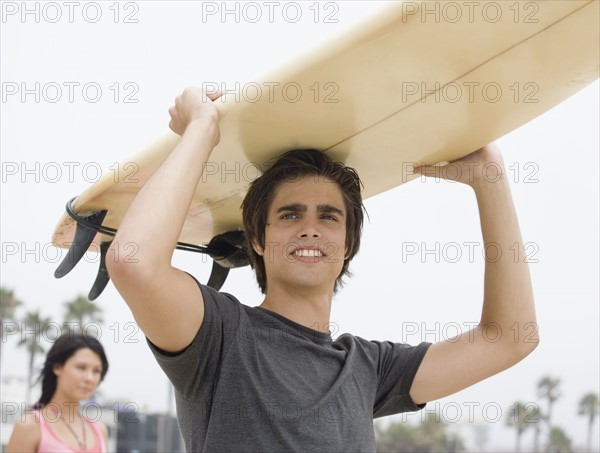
[51,1,599,297]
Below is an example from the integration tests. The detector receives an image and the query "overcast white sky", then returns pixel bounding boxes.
[1,1,598,450]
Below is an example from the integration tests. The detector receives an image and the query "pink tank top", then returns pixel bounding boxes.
[35,411,107,453]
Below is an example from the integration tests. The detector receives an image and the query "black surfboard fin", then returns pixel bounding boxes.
[206,262,230,291]
[54,205,250,295]
[88,241,112,300]
[55,210,107,278]
[205,231,250,290]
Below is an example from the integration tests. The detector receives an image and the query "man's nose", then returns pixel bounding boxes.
[297,218,320,238]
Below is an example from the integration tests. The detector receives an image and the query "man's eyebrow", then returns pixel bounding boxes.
[276,203,307,213]
[317,204,344,216]
[275,204,344,216]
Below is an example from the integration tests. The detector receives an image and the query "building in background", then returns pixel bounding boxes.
[115,409,183,453]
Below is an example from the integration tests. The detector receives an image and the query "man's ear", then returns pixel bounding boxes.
[252,241,264,256]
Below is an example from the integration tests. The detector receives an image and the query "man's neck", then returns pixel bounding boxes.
[259,285,333,333]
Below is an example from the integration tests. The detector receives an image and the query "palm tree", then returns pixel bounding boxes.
[506,401,536,452]
[18,310,52,403]
[578,392,599,452]
[374,412,465,452]
[532,406,544,453]
[547,426,572,453]
[63,294,103,333]
[538,375,561,429]
[0,286,22,361]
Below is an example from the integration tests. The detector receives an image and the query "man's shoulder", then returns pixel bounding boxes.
[333,332,373,347]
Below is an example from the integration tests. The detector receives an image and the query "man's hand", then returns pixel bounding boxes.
[168,87,221,145]
[412,142,505,189]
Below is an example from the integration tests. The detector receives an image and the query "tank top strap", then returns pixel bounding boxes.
[83,417,107,453]
[36,409,72,453]
[32,409,41,423]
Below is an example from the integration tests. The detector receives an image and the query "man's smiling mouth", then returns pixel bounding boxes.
[293,248,324,258]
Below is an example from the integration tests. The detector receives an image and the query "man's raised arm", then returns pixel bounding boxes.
[409,143,539,404]
[107,88,220,353]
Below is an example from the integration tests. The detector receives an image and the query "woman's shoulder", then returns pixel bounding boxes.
[6,411,41,452]
[16,410,42,429]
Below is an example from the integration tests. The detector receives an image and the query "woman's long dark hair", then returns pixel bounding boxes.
[35,332,109,408]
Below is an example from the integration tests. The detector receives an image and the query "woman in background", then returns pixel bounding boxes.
[7,332,109,452]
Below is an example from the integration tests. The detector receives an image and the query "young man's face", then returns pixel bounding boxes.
[256,175,348,294]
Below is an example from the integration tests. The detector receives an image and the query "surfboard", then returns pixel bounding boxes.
[51,0,599,298]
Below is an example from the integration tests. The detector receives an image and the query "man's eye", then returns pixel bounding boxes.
[282,213,298,220]
[321,214,337,221]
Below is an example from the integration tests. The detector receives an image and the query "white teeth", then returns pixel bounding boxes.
[295,249,322,257]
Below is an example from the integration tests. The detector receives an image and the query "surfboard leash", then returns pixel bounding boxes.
[54,197,250,300]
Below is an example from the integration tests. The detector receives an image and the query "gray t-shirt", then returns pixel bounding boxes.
[148,283,430,452]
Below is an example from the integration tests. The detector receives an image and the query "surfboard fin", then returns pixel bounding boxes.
[54,201,250,295]
[204,231,250,291]
[206,262,230,291]
[54,210,107,278]
[88,241,112,300]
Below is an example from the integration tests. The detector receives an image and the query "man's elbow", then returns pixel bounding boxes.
[486,322,540,369]
[106,242,153,289]
[511,327,540,364]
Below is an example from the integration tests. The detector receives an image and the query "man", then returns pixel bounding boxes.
[107,88,538,452]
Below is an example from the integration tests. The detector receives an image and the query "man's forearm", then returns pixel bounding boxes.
[474,173,538,347]
[111,119,218,268]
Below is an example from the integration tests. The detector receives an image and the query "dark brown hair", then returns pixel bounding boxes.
[35,332,108,408]
[242,149,365,293]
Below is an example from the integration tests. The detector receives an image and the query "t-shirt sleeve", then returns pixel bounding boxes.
[146,278,242,402]
[371,340,431,417]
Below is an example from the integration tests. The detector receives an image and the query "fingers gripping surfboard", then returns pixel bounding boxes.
[52,1,599,299]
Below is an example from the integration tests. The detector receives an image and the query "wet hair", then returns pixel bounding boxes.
[242,149,365,293]
[35,332,108,408]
